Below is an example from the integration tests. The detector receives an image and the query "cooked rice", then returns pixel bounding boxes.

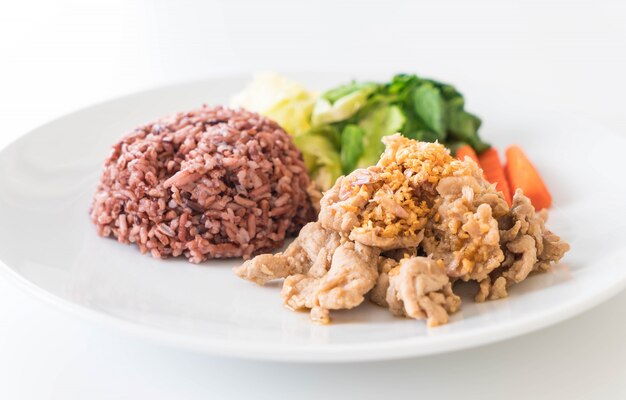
[90,105,316,262]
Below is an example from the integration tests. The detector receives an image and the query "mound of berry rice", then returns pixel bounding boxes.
[90,105,316,262]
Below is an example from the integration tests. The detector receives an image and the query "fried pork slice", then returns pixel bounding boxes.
[320,135,473,251]
[319,172,427,250]
[351,229,425,251]
[282,241,380,324]
[233,221,340,285]
[423,173,509,282]
[476,189,570,302]
[236,220,380,324]
[370,257,399,308]
[371,256,460,327]
[318,174,373,234]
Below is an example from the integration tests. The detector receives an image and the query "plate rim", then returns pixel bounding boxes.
[2,257,624,362]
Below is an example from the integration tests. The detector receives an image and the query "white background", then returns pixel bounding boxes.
[1,0,625,398]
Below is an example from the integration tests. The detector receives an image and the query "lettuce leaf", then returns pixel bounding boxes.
[311,83,377,126]
[231,73,315,135]
[340,124,365,174]
[356,105,406,168]
[294,132,342,190]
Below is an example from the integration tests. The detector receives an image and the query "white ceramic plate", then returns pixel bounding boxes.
[0,73,625,362]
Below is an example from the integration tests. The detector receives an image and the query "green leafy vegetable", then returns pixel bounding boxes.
[233,73,489,190]
[322,82,379,104]
[306,73,489,188]
[311,83,377,126]
[231,73,315,135]
[356,105,406,168]
[340,125,365,174]
[446,105,488,152]
[411,83,445,138]
[294,132,342,191]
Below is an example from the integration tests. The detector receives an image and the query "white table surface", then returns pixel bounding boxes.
[1,1,625,398]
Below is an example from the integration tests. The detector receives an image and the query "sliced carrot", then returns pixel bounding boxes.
[504,145,551,210]
[455,144,479,164]
[478,147,512,206]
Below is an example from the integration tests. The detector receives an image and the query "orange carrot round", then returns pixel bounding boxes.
[504,145,552,210]
[478,147,512,206]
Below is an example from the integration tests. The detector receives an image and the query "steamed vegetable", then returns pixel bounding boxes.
[312,83,378,126]
[505,146,552,210]
[455,144,479,164]
[233,73,489,190]
[307,74,488,188]
[294,129,342,190]
[355,104,406,168]
[340,124,365,174]
[478,148,512,205]
[231,73,316,135]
